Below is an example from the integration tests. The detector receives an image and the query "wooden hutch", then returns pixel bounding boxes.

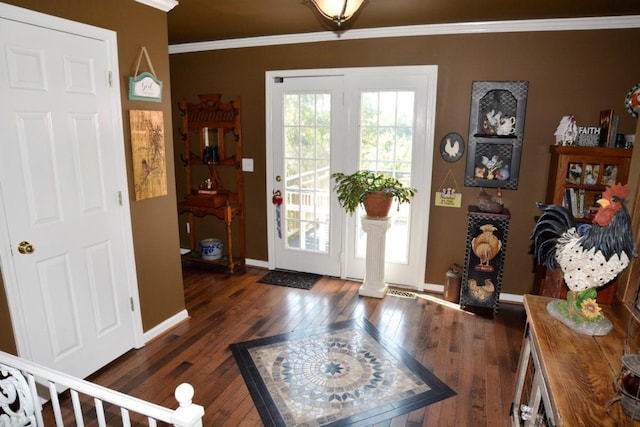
[177,94,245,272]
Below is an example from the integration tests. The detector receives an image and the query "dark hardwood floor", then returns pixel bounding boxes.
[45,264,526,426]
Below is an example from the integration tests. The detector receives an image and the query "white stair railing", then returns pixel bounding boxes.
[0,351,204,427]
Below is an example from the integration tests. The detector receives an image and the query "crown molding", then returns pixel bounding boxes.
[135,0,178,12]
[169,15,640,54]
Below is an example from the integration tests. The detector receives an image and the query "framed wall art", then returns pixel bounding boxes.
[130,110,167,200]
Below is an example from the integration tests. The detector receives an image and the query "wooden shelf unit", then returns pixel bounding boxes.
[545,145,632,217]
[535,145,633,304]
[177,94,245,272]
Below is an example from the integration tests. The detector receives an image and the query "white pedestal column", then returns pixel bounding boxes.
[359,216,391,298]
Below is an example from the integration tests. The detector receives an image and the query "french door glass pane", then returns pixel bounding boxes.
[283,93,331,252]
[357,90,415,263]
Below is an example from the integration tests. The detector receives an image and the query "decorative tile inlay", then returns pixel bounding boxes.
[231,319,455,426]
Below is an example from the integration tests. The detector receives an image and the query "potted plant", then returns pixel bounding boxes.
[331,170,416,218]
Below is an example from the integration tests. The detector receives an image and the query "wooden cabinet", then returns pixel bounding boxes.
[545,145,632,217]
[535,145,633,304]
[177,94,245,272]
[511,295,632,426]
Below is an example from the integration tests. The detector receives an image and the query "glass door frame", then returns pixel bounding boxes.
[266,66,437,287]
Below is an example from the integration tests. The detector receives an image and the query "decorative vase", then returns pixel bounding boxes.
[200,238,223,260]
[364,192,393,218]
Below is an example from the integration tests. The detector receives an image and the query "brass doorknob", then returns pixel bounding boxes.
[17,241,34,254]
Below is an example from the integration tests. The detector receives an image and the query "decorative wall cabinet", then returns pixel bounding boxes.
[460,206,510,313]
[177,94,245,272]
[464,81,529,190]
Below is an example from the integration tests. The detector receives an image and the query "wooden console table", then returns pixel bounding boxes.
[512,294,638,426]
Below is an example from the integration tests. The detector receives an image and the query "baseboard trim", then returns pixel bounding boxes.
[421,282,523,304]
[141,309,189,345]
[246,258,269,269]
[242,262,525,303]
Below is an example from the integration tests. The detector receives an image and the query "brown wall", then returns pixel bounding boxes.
[0,0,185,354]
[169,29,640,295]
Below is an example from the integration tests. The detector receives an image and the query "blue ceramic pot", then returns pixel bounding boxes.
[200,238,223,260]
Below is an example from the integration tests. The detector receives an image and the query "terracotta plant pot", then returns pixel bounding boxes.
[364,192,393,218]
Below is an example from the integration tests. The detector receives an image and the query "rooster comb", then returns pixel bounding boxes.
[603,183,629,201]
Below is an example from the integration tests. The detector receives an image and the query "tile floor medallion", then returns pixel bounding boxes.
[230,319,455,426]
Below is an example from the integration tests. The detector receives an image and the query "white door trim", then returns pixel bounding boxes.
[0,2,144,358]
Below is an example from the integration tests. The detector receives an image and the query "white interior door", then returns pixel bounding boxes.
[267,74,346,276]
[0,4,140,379]
[267,66,436,287]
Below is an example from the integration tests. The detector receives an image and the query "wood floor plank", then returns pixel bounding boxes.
[39,264,525,426]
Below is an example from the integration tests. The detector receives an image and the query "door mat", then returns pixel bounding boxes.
[230,319,455,426]
[257,269,322,290]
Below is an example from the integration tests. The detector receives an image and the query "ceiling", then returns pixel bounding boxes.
[167,0,640,45]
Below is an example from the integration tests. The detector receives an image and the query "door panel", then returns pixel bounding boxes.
[0,10,138,378]
[269,75,345,276]
[345,77,432,286]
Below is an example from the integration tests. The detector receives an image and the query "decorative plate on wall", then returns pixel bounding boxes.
[625,82,640,118]
[440,132,465,163]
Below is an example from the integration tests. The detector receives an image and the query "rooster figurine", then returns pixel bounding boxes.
[531,183,636,335]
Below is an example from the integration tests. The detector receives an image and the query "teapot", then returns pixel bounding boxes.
[496,116,516,135]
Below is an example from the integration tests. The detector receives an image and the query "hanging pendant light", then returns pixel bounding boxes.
[309,0,366,26]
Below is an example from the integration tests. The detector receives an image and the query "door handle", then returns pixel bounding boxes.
[17,241,34,254]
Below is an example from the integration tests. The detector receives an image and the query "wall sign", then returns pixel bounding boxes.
[435,169,462,208]
[128,46,162,102]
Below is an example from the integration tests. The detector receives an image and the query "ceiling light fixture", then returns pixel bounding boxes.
[309,0,366,26]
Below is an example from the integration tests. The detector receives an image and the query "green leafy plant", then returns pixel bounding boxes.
[331,170,416,215]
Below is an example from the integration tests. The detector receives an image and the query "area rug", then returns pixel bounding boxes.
[257,269,322,290]
[230,319,455,426]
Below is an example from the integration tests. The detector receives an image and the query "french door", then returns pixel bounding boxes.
[266,66,437,286]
